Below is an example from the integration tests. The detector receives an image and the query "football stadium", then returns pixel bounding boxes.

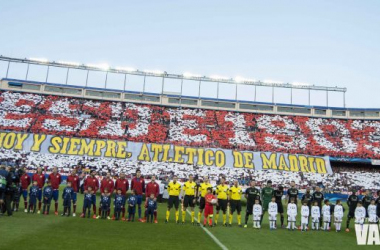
[0,1,379,250]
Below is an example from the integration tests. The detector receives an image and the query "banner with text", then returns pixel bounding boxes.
[0,131,332,174]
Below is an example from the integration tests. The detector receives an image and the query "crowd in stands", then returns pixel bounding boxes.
[1,149,379,192]
[1,90,380,159]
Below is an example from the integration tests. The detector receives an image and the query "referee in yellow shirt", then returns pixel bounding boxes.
[215,177,229,226]
[165,176,181,223]
[197,176,213,225]
[181,174,197,224]
[229,180,243,227]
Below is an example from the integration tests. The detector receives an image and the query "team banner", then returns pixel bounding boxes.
[0,131,332,174]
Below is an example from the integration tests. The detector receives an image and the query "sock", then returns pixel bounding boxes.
[24,201,27,209]
[316,222,319,230]
[38,201,42,210]
[215,213,219,224]
[166,210,170,221]
[281,215,284,226]
[154,211,157,220]
[175,211,179,222]
[93,205,96,215]
[346,218,350,229]
[198,212,201,222]
[209,216,212,226]
[47,205,50,214]
[223,214,226,224]
[229,214,233,224]
[237,214,241,225]
[204,217,207,225]
[144,209,147,220]
[42,205,46,214]
[260,214,263,224]
[98,208,101,216]
[73,204,77,213]
[55,202,58,212]
[182,211,186,222]
[191,211,195,223]
[122,207,125,217]
[138,206,141,218]
[245,213,249,224]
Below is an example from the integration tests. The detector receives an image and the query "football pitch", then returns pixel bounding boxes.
[0,188,373,250]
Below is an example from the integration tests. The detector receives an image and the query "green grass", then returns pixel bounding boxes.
[0,188,376,250]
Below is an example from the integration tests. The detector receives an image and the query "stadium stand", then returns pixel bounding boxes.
[0,90,379,159]
[1,90,380,192]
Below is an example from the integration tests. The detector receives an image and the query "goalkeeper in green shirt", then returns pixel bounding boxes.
[261,180,274,224]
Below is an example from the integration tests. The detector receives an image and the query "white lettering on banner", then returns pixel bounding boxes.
[352,120,380,155]
[306,118,357,153]
[257,115,307,150]
[168,108,208,143]
[225,113,255,147]
[125,104,151,138]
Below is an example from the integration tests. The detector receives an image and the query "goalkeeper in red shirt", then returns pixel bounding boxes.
[204,187,216,227]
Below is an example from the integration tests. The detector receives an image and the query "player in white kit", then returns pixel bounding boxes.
[252,198,262,229]
[334,200,344,232]
[355,201,366,231]
[287,198,297,230]
[300,200,310,232]
[311,201,321,230]
[268,197,278,230]
[322,200,331,231]
[367,199,378,224]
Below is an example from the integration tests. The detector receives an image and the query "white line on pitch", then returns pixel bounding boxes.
[186,210,229,250]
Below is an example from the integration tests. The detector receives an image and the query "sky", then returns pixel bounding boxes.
[0,0,379,108]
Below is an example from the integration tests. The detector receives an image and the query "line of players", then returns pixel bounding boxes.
[166,177,380,232]
[20,167,159,223]
[18,167,380,231]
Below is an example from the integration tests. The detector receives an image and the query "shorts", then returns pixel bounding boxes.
[369,215,378,223]
[22,189,28,200]
[216,199,228,213]
[288,215,296,222]
[355,217,364,224]
[348,209,355,218]
[72,193,77,203]
[43,197,52,205]
[199,197,206,210]
[276,202,284,213]
[83,200,92,209]
[312,216,320,223]
[245,202,254,214]
[253,215,261,221]
[128,206,136,214]
[37,189,42,201]
[230,200,241,214]
[301,216,309,224]
[183,195,195,208]
[269,213,277,221]
[168,195,179,209]
[262,201,270,211]
[204,205,214,217]
[63,199,71,207]
[136,195,142,205]
[52,190,59,201]
[323,215,330,223]
[335,216,343,223]
[91,194,96,205]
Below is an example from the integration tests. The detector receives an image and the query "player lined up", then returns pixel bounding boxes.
[20,168,380,231]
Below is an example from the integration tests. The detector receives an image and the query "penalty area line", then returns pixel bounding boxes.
[186,210,228,250]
